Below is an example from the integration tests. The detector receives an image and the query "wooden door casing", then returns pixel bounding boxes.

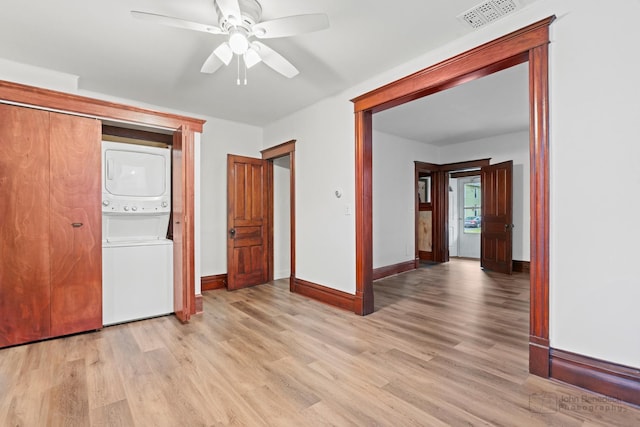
[0,80,205,331]
[227,154,269,290]
[0,105,52,346]
[481,160,513,274]
[49,113,103,336]
[172,127,194,321]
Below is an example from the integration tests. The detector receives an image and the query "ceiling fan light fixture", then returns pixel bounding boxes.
[244,48,262,68]
[229,28,249,54]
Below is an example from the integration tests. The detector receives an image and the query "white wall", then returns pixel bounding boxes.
[264,0,640,368]
[273,156,291,279]
[0,57,79,93]
[372,130,439,269]
[264,96,356,293]
[199,118,263,276]
[546,0,640,368]
[372,129,529,267]
[439,130,530,262]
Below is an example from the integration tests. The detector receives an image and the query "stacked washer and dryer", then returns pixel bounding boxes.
[101,141,174,326]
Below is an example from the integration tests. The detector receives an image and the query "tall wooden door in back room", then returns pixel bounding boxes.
[227,154,269,290]
[481,160,513,274]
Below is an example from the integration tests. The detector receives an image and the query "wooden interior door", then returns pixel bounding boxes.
[227,154,269,290]
[0,104,52,346]
[49,112,103,336]
[172,127,194,322]
[481,160,513,274]
[415,162,450,264]
[416,172,434,261]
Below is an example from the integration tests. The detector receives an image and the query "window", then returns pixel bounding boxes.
[418,175,431,204]
[463,181,481,233]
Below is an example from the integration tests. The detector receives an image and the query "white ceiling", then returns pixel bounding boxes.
[0,0,536,135]
[373,62,529,146]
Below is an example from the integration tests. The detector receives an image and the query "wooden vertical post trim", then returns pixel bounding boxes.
[289,151,296,285]
[355,110,374,315]
[528,42,551,376]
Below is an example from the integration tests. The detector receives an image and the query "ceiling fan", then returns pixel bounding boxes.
[131,0,329,82]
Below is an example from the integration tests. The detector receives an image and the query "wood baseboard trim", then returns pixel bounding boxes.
[529,336,550,377]
[292,278,355,312]
[512,260,530,273]
[195,294,203,314]
[550,348,640,407]
[372,260,417,281]
[201,274,227,291]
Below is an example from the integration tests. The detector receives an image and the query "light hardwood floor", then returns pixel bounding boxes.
[1,258,639,426]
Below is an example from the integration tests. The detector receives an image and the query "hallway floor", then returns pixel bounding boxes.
[1,258,638,425]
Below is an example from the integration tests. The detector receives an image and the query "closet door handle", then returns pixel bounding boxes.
[71,223,83,228]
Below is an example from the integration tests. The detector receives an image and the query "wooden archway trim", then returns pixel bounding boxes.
[351,16,554,378]
[351,18,552,114]
[261,140,297,283]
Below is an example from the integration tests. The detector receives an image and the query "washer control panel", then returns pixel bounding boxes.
[101,197,171,214]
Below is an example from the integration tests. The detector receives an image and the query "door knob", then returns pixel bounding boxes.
[229,228,236,238]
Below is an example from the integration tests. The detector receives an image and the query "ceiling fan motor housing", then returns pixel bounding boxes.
[215,0,262,32]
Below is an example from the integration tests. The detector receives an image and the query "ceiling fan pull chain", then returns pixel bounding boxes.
[244,57,248,85]
[236,54,241,85]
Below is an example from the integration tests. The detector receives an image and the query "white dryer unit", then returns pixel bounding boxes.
[101,140,174,326]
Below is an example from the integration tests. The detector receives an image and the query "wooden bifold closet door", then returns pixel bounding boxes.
[0,104,102,347]
[0,105,52,346]
[49,113,102,336]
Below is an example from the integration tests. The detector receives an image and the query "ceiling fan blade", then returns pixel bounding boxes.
[252,42,299,78]
[201,43,233,73]
[213,42,233,65]
[244,47,262,69]
[252,14,329,39]
[216,0,242,24]
[200,52,223,74]
[131,11,223,35]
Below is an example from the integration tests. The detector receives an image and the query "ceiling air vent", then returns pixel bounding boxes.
[458,0,521,29]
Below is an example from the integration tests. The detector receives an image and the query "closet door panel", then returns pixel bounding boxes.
[0,104,51,347]
[49,113,102,336]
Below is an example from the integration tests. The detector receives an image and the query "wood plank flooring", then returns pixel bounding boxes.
[1,258,639,426]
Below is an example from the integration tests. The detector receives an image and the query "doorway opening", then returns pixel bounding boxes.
[225,140,296,291]
[458,175,483,258]
[352,17,553,377]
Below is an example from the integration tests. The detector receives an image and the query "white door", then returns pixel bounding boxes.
[458,176,481,258]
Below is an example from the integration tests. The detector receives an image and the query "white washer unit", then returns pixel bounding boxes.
[101,140,174,326]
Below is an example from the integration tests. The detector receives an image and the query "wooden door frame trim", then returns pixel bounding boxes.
[415,162,434,264]
[439,158,492,172]
[351,17,554,379]
[0,80,205,323]
[261,140,296,286]
[414,158,491,264]
[0,80,204,131]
